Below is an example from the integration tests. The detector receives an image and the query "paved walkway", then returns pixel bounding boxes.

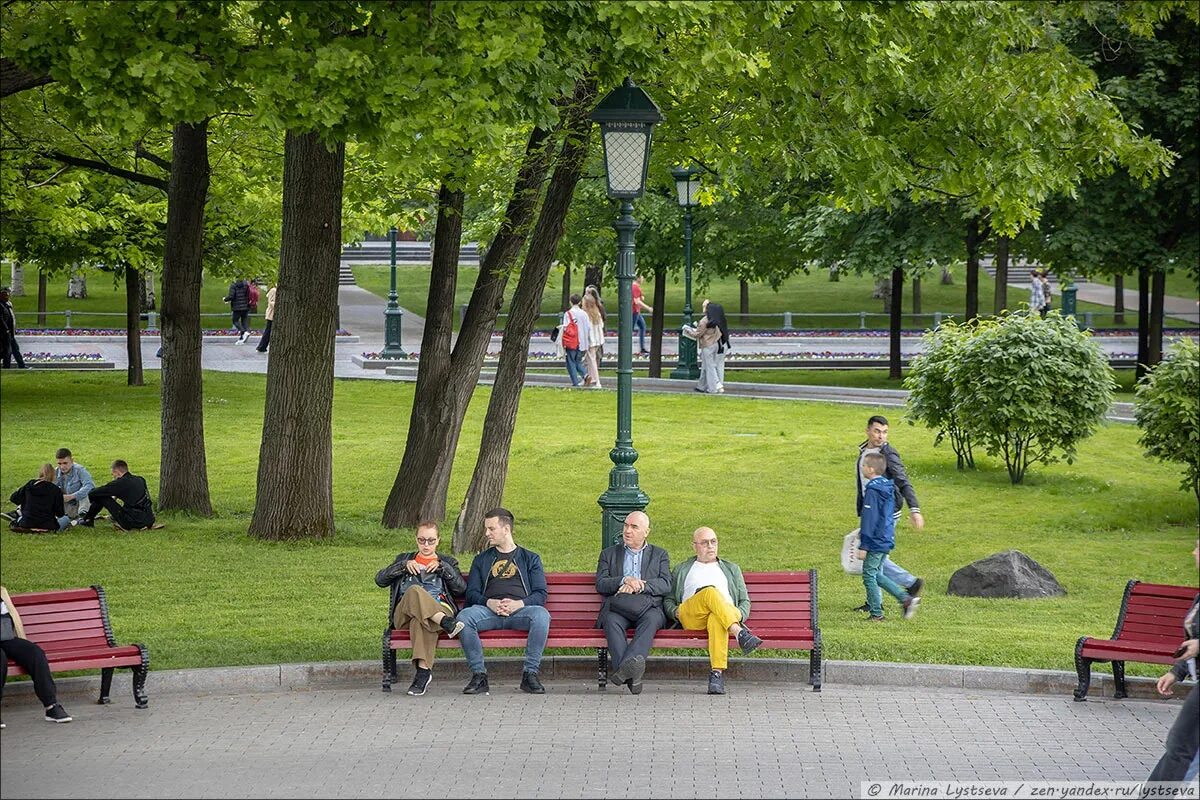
[0,680,1179,798]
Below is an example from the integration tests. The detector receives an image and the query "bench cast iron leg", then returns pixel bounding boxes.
[131,666,149,709]
[598,648,608,690]
[381,629,394,693]
[98,667,114,705]
[810,635,823,692]
[1073,637,1092,701]
[1112,661,1127,699]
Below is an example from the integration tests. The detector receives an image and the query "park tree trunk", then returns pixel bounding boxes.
[912,275,922,317]
[1136,265,1150,380]
[37,271,47,326]
[1113,273,1125,325]
[125,266,143,387]
[158,120,212,515]
[584,265,603,292]
[993,234,1010,315]
[739,277,749,324]
[10,260,23,296]
[889,266,904,380]
[453,88,594,551]
[384,126,555,529]
[561,266,571,311]
[1148,269,1165,369]
[249,130,345,541]
[648,265,666,378]
[965,217,982,321]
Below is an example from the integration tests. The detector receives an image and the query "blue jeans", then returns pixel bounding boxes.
[881,556,914,588]
[457,604,551,674]
[633,313,647,352]
[564,348,586,386]
[863,551,910,617]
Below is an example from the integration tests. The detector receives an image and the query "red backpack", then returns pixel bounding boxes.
[560,310,580,349]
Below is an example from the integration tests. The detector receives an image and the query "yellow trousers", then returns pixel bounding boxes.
[677,586,742,670]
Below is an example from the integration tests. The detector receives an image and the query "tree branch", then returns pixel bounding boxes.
[0,57,54,98]
[44,150,168,191]
[135,146,172,174]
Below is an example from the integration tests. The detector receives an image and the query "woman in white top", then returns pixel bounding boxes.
[581,291,606,389]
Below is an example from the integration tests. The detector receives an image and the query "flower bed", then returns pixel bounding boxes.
[21,352,105,362]
[19,328,356,336]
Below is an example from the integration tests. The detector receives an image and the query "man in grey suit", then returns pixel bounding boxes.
[595,510,671,694]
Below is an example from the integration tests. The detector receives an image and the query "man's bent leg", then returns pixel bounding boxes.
[457,605,503,674]
[602,609,633,667]
[881,555,914,588]
[624,606,665,664]
[507,605,551,673]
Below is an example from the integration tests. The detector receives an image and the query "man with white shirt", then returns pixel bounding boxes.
[663,527,763,695]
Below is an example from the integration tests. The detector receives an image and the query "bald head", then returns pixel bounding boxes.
[692,527,719,563]
[621,511,651,551]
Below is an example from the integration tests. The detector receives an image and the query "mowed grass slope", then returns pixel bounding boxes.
[0,371,1195,675]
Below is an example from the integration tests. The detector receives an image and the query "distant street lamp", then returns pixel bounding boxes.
[380,225,406,358]
[591,77,663,550]
[669,165,702,380]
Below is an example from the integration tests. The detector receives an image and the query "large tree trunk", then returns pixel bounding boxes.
[125,266,143,387]
[158,120,212,514]
[37,270,47,326]
[10,260,24,296]
[584,265,603,292]
[648,265,666,378]
[249,130,345,540]
[1113,273,1125,325]
[1136,265,1150,380]
[384,126,555,529]
[965,217,981,321]
[561,265,571,311]
[993,234,1010,315]
[739,277,749,324]
[453,88,594,551]
[889,266,904,380]
[1148,269,1165,369]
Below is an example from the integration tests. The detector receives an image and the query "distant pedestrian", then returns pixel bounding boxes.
[0,286,28,370]
[223,278,252,344]
[1040,271,1053,318]
[256,285,277,353]
[1028,270,1044,314]
[631,275,652,355]
[582,290,605,388]
[684,299,729,394]
[560,293,591,388]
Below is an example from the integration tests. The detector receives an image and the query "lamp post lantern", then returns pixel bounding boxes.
[591,77,663,550]
[669,165,702,380]
[380,225,406,358]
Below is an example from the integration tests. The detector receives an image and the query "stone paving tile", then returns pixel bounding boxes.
[0,681,1181,799]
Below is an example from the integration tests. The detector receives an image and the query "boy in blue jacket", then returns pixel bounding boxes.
[857,453,920,621]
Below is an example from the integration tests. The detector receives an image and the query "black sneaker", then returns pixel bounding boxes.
[520,671,545,694]
[439,616,464,638]
[853,603,871,613]
[737,628,763,656]
[407,669,432,696]
[462,672,489,695]
[908,578,925,598]
[707,669,726,695]
[44,704,72,723]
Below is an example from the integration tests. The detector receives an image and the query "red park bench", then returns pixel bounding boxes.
[382,570,821,692]
[6,585,150,708]
[1073,580,1197,701]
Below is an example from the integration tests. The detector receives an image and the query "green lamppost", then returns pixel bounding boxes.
[380,225,406,358]
[591,77,663,550]
[669,165,701,380]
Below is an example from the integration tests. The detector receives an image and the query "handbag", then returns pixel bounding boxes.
[606,591,656,619]
[550,325,560,343]
[841,528,863,575]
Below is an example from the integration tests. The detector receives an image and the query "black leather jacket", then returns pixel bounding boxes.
[376,550,467,617]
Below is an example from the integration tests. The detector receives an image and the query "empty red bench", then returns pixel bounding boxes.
[6,585,149,708]
[383,570,821,692]
[1073,580,1197,701]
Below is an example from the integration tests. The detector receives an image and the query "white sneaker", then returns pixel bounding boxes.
[903,596,921,619]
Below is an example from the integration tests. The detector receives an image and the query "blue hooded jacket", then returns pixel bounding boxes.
[859,475,897,552]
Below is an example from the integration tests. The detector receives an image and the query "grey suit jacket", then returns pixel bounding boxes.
[594,543,672,625]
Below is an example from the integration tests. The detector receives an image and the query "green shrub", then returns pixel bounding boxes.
[947,312,1114,484]
[905,320,975,470]
[1135,338,1200,500]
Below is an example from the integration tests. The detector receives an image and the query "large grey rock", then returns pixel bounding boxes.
[947,550,1066,599]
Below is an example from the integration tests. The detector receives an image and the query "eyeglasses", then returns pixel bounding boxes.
[694,539,718,547]
[416,537,438,545]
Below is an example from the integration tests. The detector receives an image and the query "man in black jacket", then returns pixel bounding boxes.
[73,460,155,531]
[595,511,672,694]
[375,522,467,696]
[854,416,925,610]
[0,286,28,369]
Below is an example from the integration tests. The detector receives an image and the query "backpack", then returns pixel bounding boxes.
[561,310,580,349]
[246,280,260,312]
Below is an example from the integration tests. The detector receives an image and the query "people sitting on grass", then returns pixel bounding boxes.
[72,460,155,531]
[1,585,72,725]
[374,521,467,697]
[6,464,66,531]
[54,447,94,523]
[595,510,671,695]
[857,452,919,622]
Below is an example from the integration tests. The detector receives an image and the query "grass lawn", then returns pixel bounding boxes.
[0,371,1195,677]
[1084,270,1199,302]
[6,267,267,331]
[353,264,1191,332]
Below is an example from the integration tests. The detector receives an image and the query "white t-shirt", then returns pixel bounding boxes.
[682,561,733,605]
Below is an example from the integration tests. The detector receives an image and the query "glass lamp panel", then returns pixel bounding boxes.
[602,124,650,196]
